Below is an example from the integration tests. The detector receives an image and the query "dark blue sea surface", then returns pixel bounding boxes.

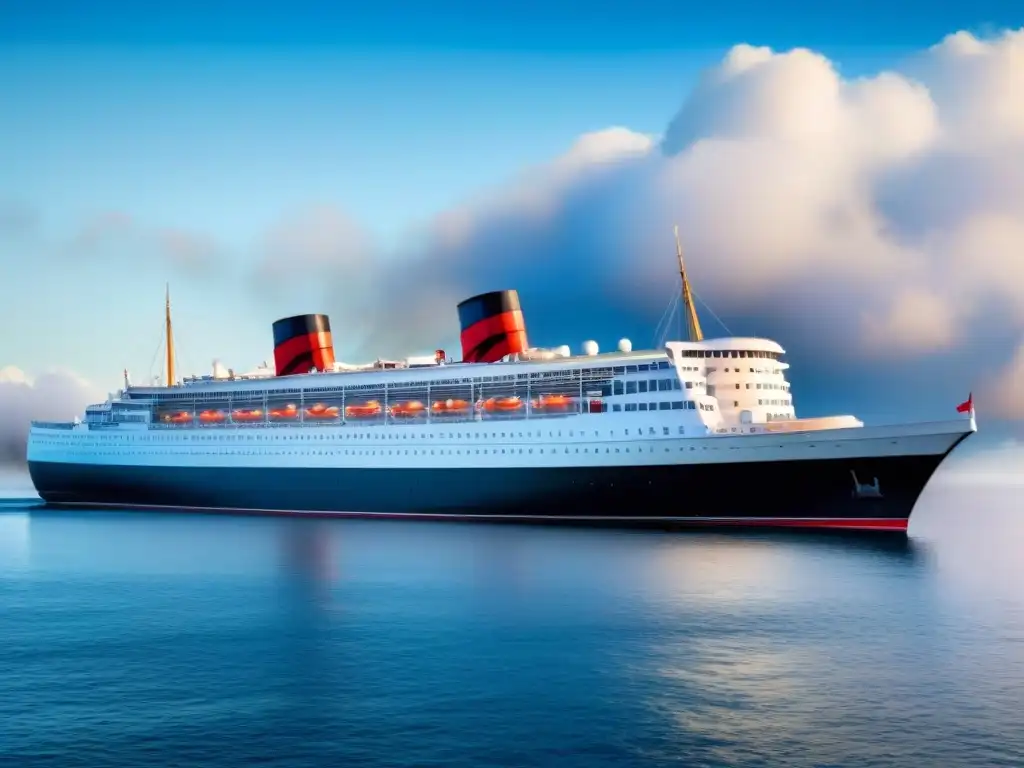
[1,481,1022,767]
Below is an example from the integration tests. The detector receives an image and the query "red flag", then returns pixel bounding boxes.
[956,393,973,414]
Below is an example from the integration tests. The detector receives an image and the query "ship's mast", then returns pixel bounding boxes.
[674,225,704,342]
[165,283,176,387]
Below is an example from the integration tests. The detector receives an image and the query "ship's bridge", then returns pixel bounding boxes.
[665,338,795,426]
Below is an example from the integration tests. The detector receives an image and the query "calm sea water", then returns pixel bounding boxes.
[1,481,1022,767]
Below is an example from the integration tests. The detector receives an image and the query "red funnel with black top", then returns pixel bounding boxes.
[272,314,336,376]
[457,290,529,363]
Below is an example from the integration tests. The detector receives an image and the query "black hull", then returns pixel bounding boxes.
[28,448,963,534]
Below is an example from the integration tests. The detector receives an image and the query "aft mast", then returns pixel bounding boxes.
[165,284,176,387]
[674,225,704,342]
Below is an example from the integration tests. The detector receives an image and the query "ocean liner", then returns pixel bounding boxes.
[27,229,976,532]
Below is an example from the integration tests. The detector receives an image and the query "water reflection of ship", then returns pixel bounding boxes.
[468,526,533,597]
[281,520,337,596]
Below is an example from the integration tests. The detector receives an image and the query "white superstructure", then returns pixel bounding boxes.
[29,335,972,473]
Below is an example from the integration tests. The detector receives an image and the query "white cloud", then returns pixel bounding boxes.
[298,26,1024,381]
[861,288,957,354]
[0,366,103,466]
[920,30,1024,148]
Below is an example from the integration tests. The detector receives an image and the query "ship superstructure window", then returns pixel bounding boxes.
[676,349,781,361]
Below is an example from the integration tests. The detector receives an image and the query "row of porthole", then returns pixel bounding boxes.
[46,447,644,457]
[44,425,684,442]
[43,441,700,455]
[40,442,808,460]
[40,439,849,462]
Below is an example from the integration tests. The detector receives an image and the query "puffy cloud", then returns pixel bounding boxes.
[0,366,103,466]
[262,26,1021,425]
[917,29,1024,148]
[861,288,957,354]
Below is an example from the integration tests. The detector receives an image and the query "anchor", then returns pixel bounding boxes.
[850,470,883,498]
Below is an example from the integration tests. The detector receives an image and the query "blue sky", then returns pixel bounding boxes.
[1,0,1022,437]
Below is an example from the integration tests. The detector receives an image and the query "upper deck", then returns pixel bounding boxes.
[123,337,787,400]
[32,337,800,437]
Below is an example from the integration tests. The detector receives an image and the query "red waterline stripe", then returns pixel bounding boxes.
[44,503,910,532]
[681,517,909,532]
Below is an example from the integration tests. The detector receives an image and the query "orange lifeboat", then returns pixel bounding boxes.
[531,393,573,411]
[483,396,523,412]
[165,410,192,424]
[345,400,382,419]
[305,403,341,420]
[390,400,426,417]
[199,409,226,424]
[232,408,264,422]
[269,404,299,420]
[431,399,470,415]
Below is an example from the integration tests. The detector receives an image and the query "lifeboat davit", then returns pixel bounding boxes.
[345,400,382,418]
[269,404,299,420]
[531,394,573,411]
[483,396,523,412]
[232,408,264,422]
[199,409,226,423]
[391,400,426,417]
[305,403,341,420]
[431,399,470,415]
[165,411,192,424]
